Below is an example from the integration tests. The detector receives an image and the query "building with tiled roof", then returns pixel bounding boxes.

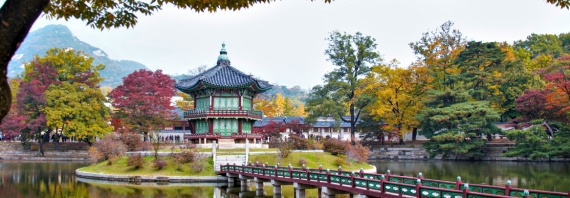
[174,43,272,149]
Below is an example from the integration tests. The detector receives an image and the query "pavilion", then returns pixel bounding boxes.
[174,43,272,149]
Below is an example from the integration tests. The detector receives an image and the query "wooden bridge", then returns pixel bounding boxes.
[217,163,569,198]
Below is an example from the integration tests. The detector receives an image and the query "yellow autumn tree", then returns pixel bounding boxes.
[361,60,428,144]
[272,93,286,116]
[254,97,277,117]
[293,103,308,117]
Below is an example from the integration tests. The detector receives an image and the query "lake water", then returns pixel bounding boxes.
[0,161,568,197]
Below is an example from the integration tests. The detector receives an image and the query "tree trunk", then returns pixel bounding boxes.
[38,139,44,156]
[412,128,417,141]
[349,103,355,145]
[0,0,50,123]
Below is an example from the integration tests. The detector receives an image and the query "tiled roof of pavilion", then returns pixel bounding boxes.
[174,43,272,93]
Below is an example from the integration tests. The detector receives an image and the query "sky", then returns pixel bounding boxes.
[17,0,570,89]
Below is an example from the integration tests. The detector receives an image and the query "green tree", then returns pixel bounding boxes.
[503,123,552,160]
[0,0,332,124]
[514,33,564,59]
[44,81,112,142]
[306,31,381,144]
[419,91,501,159]
[409,21,466,92]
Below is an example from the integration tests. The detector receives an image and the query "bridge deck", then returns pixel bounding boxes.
[217,164,569,198]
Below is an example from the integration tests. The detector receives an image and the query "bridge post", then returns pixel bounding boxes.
[505,180,512,195]
[415,179,422,198]
[456,176,462,190]
[462,183,470,198]
[380,175,386,195]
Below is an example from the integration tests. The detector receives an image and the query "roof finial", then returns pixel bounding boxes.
[217,42,230,66]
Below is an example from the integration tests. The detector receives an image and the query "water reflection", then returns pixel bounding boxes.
[0,161,568,198]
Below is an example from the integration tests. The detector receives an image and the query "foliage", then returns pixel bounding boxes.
[409,21,466,92]
[288,135,309,150]
[9,48,111,143]
[323,139,350,156]
[272,139,292,159]
[546,0,570,9]
[109,69,177,139]
[253,93,307,117]
[298,157,308,166]
[253,120,286,138]
[503,124,551,160]
[44,81,112,140]
[346,142,371,163]
[127,154,145,169]
[153,158,168,170]
[119,133,143,151]
[306,31,381,143]
[333,157,347,167]
[88,147,102,164]
[361,61,427,143]
[92,134,128,161]
[173,150,196,164]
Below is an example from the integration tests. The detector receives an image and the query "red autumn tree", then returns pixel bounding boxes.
[15,61,58,142]
[541,55,570,116]
[253,120,286,138]
[109,69,177,141]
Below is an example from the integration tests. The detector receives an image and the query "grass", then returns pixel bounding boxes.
[78,155,216,176]
[157,147,278,153]
[248,152,374,171]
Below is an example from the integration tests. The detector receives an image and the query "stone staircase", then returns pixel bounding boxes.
[214,155,246,171]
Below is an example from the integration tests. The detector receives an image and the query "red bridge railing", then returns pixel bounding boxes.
[219,163,569,198]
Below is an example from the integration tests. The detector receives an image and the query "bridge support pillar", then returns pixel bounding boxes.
[254,177,270,197]
[271,180,292,196]
[294,183,317,198]
[321,187,344,198]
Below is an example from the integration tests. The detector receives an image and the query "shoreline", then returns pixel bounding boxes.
[75,165,378,184]
[75,170,227,183]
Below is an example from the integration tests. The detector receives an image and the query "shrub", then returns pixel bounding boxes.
[92,134,128,161]
[308,138,323,150]
[87,147,101,164]
[276,139,292,159]
[127,154,145,169]
[347,142,371,163]
[153,158,168,170]
[298,157,308,166]
[191,152,207,172]
[323,139,350,155]
[174,150,195,164]
[119,133,143,151]
[106,154,120,166]
[288,135,309,150]
[333,157,346,167]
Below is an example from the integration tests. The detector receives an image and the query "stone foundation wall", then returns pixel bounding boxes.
[0,142,90,161]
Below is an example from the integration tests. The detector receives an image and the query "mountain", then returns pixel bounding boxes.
[8,24,149,87]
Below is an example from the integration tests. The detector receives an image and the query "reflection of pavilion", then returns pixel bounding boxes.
[175,44,272,149]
